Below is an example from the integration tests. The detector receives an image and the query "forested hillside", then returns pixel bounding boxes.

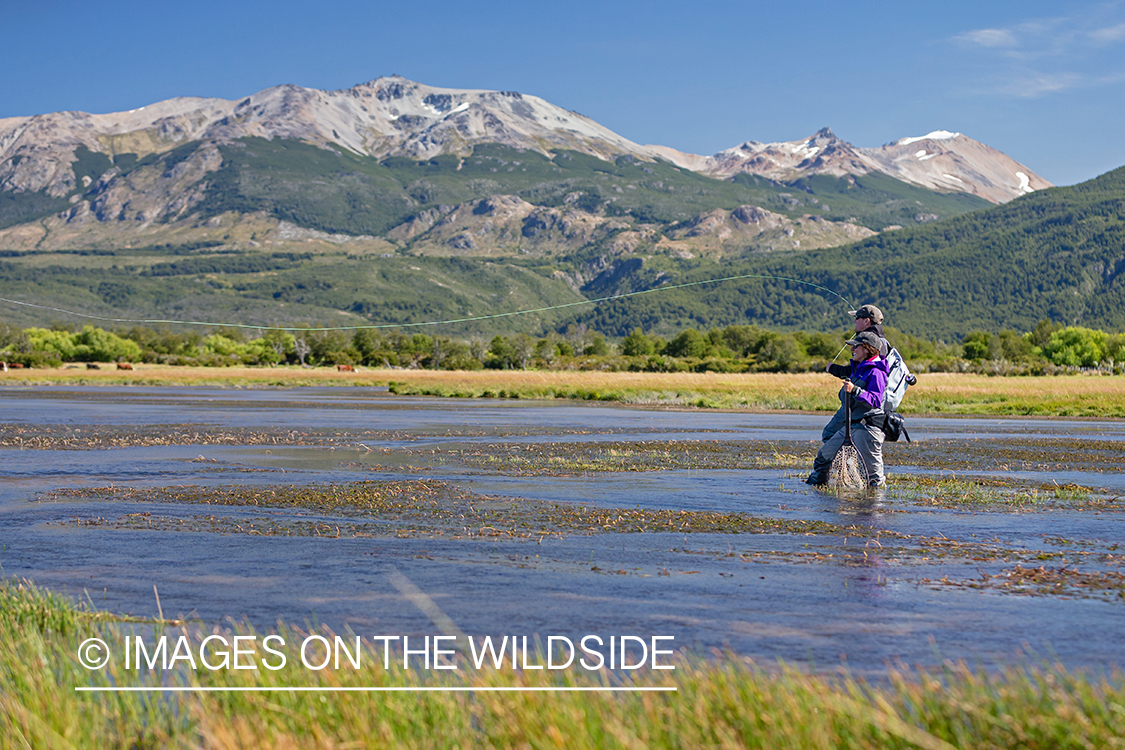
[563,166,1125,340]
[2,147,1122,341]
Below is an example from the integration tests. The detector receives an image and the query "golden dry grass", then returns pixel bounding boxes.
[2,364,812,389]
[3,365,1125,416]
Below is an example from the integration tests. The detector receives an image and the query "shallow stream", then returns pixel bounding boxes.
[2,386,1122,676]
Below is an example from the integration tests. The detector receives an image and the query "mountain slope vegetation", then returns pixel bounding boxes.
[563,166,1125,340]
[1,144,1120,342]
[0,138,992,238]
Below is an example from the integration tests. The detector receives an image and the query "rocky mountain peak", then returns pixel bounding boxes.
[0,79,1051,209]
[703,128,870,181]
[697,126,1049,202]
[856,130,1051,202]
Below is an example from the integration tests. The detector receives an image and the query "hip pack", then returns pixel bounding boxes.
[864,411,911,443]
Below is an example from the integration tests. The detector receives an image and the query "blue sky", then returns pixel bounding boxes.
[5,0,1124,186]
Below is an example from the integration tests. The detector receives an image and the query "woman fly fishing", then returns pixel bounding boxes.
[806,330,889,489]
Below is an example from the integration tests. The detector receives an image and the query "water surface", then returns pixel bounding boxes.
[2,385,1121,675]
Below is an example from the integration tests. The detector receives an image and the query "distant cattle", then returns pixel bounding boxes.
[337,364,356,372]
[0,361,6,372]
[8,362,24,369]
[86,363,100,370]
[117,362,135,371]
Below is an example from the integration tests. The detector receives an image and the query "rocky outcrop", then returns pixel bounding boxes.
[394,194,631,258]
[661,205,876,257]
[272,221,374,244]
[72,145,223,226]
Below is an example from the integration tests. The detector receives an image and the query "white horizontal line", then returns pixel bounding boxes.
[76,686,676,693]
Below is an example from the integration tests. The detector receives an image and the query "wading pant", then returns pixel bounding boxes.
[810,419,885,486]
[820,406,846,442]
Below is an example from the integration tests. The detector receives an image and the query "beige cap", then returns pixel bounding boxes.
[848,304,884,323]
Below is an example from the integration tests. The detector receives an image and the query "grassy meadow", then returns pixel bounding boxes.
[4,364,1125,417]
[3,579,1123,749]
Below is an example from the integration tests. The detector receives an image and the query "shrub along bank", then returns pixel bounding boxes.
[2,319,1123,375]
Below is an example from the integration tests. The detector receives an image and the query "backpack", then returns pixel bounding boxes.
[882,346,915,412]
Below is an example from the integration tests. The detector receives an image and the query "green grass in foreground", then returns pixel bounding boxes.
[3,579,1123,748]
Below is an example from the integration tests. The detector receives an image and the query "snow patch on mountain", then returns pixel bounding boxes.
[897,130,962,146]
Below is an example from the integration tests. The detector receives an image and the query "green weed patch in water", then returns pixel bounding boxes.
[924,565,1125,602]
[383,380,836,411]
[886,473,1119,510]
[343,434,1125,492]
[886,437,1125,474]
[48,480,854,540]
[0,422,346,450]
[69,512,396,538]
[0,420,719,451]
[676,525,1125,597]
[415,440,816,475]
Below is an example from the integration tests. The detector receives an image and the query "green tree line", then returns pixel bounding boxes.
[3,320,1122,374]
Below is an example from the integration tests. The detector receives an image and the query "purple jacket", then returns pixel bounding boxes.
[827,356,890,415]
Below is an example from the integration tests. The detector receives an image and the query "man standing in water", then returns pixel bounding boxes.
[851,304,889,354]
[806,330,890,488]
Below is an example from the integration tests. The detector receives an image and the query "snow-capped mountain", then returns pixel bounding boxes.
[0,77,1048,207]
[859,130,1049,203]
[653,128,1051,203]
[0,77,670,200]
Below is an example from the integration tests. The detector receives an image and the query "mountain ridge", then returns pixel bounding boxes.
[1,76,1049,205]
[4,76,1103,342]
[0,163,1121,341]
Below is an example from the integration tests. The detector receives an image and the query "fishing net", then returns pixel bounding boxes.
[828,442,865,489]
[826,384,869,489]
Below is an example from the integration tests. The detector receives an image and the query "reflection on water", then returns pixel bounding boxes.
[1,386,1122,675]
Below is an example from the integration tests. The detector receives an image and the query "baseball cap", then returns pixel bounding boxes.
[848,304,884,323]
[845,331,882,350]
